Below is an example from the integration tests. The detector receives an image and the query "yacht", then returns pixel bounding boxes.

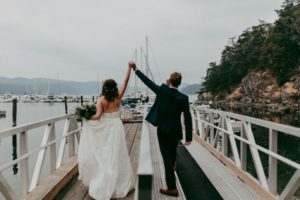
[0,110,6,117]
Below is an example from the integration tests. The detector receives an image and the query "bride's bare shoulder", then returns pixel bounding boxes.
[98,96,106,103]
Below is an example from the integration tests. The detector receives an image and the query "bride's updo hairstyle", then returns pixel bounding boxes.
[101,79,119,102]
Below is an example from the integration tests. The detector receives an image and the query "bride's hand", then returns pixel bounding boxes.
[128,61,136,70]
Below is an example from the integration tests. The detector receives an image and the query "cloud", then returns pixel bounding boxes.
[0,0,282,83]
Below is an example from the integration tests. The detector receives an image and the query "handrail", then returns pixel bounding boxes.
[0,114,80,199]
[202,108,300,137]
[0,114,73,139]
[191,106,300,200]
[136,106,153,200]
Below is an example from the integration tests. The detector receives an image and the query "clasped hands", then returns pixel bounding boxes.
[128,61,136,71]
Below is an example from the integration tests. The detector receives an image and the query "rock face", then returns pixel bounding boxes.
[198,70,300,112]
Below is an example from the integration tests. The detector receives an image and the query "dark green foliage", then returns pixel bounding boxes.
[204,0,300,94]
[75,103,96,121]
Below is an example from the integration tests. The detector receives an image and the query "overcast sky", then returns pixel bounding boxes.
[0,0,283,84]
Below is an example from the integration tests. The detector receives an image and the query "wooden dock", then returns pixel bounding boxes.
[1,106,300,200]
[59,122,141,200]
[56,122,185,200]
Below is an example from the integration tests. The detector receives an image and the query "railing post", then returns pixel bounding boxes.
[64,96,68,114]
[240,123,247,171]
[19,131,29,196]
[12,98,18,175]
[50,123,56,173]
[191,108,198,134]
[201,111,205,139]
[56,118,71,169]
[209,112,214,144]
[30,124,53,191]
[195,109,202,136]
[243,122,268,189]
[222,117,228,156]
[68,119,76,157]
[269,129,278,195]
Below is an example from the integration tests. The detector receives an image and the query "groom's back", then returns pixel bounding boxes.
[153,84,188,136]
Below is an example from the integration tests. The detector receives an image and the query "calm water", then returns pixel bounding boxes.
[0,102,81,199]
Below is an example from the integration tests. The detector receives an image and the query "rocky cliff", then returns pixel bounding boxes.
[198,70,300,113]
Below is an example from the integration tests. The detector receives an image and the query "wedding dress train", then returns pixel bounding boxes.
[78,111,135,200]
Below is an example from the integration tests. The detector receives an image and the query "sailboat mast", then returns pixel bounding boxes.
[57,72,61,95]
[145,36,149,97]
[134,49,138,98]
[97,72,100,96]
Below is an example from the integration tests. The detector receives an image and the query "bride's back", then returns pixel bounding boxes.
[100,97,121,113]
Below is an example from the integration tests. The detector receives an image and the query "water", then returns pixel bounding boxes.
[0,102,81,199]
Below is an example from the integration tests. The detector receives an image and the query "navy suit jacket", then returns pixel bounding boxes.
[135,69,192,142]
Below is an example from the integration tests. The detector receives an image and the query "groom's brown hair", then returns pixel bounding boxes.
[168,72,182,88]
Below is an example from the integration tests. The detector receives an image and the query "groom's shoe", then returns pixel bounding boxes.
[159,188,179,197]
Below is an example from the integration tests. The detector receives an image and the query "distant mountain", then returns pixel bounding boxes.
[0,77,102,95]
[180,83,203,95]
[0,76,202,96]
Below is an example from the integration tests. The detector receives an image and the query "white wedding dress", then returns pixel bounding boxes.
[78,111,135,200]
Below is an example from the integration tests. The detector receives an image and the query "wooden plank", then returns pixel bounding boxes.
[126,123,142,200]
[129,123,140,154]
[62,181,88,200]
[126,123,139,152]
[148,125,186,200]
[193,133,276,200]
[23,156,78,200]
[58,123,142,200]
[124,123,132,137]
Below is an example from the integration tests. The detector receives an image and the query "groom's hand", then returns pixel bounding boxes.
[184,141,191,146]
[128,61,137,71]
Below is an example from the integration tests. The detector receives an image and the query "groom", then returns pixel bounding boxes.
[129,62,192,197]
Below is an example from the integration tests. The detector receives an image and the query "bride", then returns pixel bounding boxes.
[78,62,135,200]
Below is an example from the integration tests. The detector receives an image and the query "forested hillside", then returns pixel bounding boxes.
[203,0,300,94]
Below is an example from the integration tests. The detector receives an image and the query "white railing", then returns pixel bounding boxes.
[0,114,80,200]
[120,106,132,119]
[135,106,153,200]
[190,106,300,200]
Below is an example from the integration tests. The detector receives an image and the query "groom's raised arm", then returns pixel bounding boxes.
[135,69,160,94]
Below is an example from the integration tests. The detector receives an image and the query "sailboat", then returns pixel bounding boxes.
[0,110,6,117]
[41,81,54,103]
[122,37,157,118]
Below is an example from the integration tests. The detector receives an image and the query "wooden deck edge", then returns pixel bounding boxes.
[23,156,78,200]
[193,133,276,200]
[175,172,187,200]
[122,119,143,123]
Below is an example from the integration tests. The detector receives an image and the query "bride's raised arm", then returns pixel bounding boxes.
[118,63,132,99]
